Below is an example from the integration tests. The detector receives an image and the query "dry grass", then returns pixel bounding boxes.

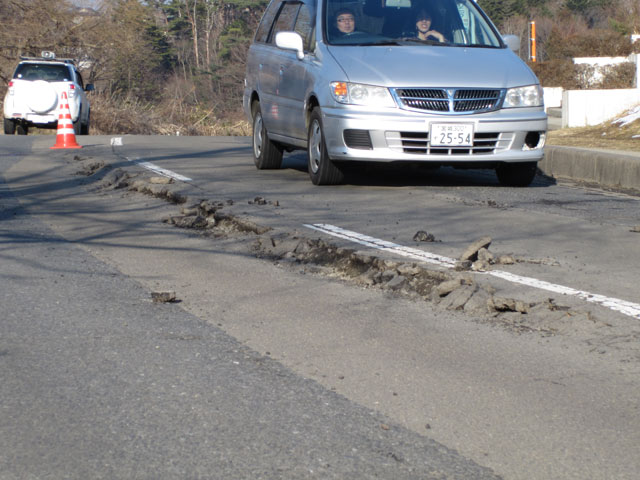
[547,108,640,152]
[89,91,250,137]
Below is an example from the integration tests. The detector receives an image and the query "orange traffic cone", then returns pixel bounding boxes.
[51,91,81,149]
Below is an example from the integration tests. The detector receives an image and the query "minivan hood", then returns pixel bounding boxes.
[326,45,538,88]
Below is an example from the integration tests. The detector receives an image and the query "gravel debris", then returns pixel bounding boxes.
[88,168,606,343]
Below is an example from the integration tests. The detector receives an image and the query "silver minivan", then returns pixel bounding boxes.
[243,0,547,185]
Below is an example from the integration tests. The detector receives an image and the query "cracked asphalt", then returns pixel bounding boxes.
[2,135,640,479]
[0,137,499,479]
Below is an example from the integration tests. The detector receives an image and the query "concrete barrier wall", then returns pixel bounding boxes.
[562,89,640,127]
[540,145,640,191]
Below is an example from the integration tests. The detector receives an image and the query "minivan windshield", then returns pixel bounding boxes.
[325,0,502,47]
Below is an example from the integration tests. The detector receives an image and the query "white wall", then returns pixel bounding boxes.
[573,56,629,66]
[562,89,640,127]
[543,87,563,110]
[544,49,640,127]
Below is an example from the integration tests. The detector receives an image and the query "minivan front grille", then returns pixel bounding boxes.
[395,89,449,112]
[393,88,504,114]
[385,131,514,155]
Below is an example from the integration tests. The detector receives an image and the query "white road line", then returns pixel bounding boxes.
[133,161,192,182]
[110,137,192,182]
[305,223,457,268]
[304,223,640,320]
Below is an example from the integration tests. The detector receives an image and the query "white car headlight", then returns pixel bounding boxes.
[330,82,396,108]
[503,85,543,108]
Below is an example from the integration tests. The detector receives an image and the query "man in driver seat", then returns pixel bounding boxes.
[335,8,356,35]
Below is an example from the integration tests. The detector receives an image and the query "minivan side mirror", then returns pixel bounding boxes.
[85,83,95,92]
[275,31,305,60]
[502,34,520,53]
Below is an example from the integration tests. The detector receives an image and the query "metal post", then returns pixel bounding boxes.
[530,21,537,62]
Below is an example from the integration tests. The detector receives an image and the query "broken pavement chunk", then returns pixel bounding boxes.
[149,176,173,185]
[386,274,407,290]
[436,279,462,297]
[460,236,492,262]
[151,291,177,303]
[488,296,529,313]
[471,259,491,271]
[454,260,473,271]
[477,247,494,263]
[413,230,436,242]
[496,255,516,265]
[439,284,478,310]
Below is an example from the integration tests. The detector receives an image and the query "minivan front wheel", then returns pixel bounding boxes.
[496,162,537,187]
[307,108,344,185]
[252,102,283,169]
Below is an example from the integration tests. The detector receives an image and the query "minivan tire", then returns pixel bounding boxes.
[308,108,344,185]
[252,102,283,169]
[4,118,16,135]
[496,162,537,187]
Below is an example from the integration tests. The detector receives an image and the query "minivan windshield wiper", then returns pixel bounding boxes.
[457,43,503,49]
[393,38,450,46]
[355,40,402,46]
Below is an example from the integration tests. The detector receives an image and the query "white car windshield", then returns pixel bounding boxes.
[325,0,502,47]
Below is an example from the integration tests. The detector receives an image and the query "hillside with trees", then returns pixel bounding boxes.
[1,0,638,135]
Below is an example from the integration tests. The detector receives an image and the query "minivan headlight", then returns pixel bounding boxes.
[503,85,543,108]
[330,82,396,108]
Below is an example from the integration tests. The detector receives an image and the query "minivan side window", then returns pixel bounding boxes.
[255,0,284,43]
[294,2,315,51]
[453,0,501,47]
[269,2,301,42]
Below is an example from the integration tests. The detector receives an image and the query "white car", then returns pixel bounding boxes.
[3,51,94,135]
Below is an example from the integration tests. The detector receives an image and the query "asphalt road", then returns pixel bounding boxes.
[0,138,499,478]
[110,135,640,305]
[2,135,640,480]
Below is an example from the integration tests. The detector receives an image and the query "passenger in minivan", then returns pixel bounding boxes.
[335,8,356,35]
[415,10,445,42]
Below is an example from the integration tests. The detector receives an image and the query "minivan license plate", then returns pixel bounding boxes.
[430,123,474,147]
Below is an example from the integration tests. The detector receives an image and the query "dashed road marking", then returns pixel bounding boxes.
[305,223,640,320]
[110,137,192,182]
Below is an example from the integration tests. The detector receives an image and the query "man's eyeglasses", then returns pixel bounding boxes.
[337,16,354,23]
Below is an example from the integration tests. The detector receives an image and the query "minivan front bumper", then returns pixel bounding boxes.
[321,105,547,164]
